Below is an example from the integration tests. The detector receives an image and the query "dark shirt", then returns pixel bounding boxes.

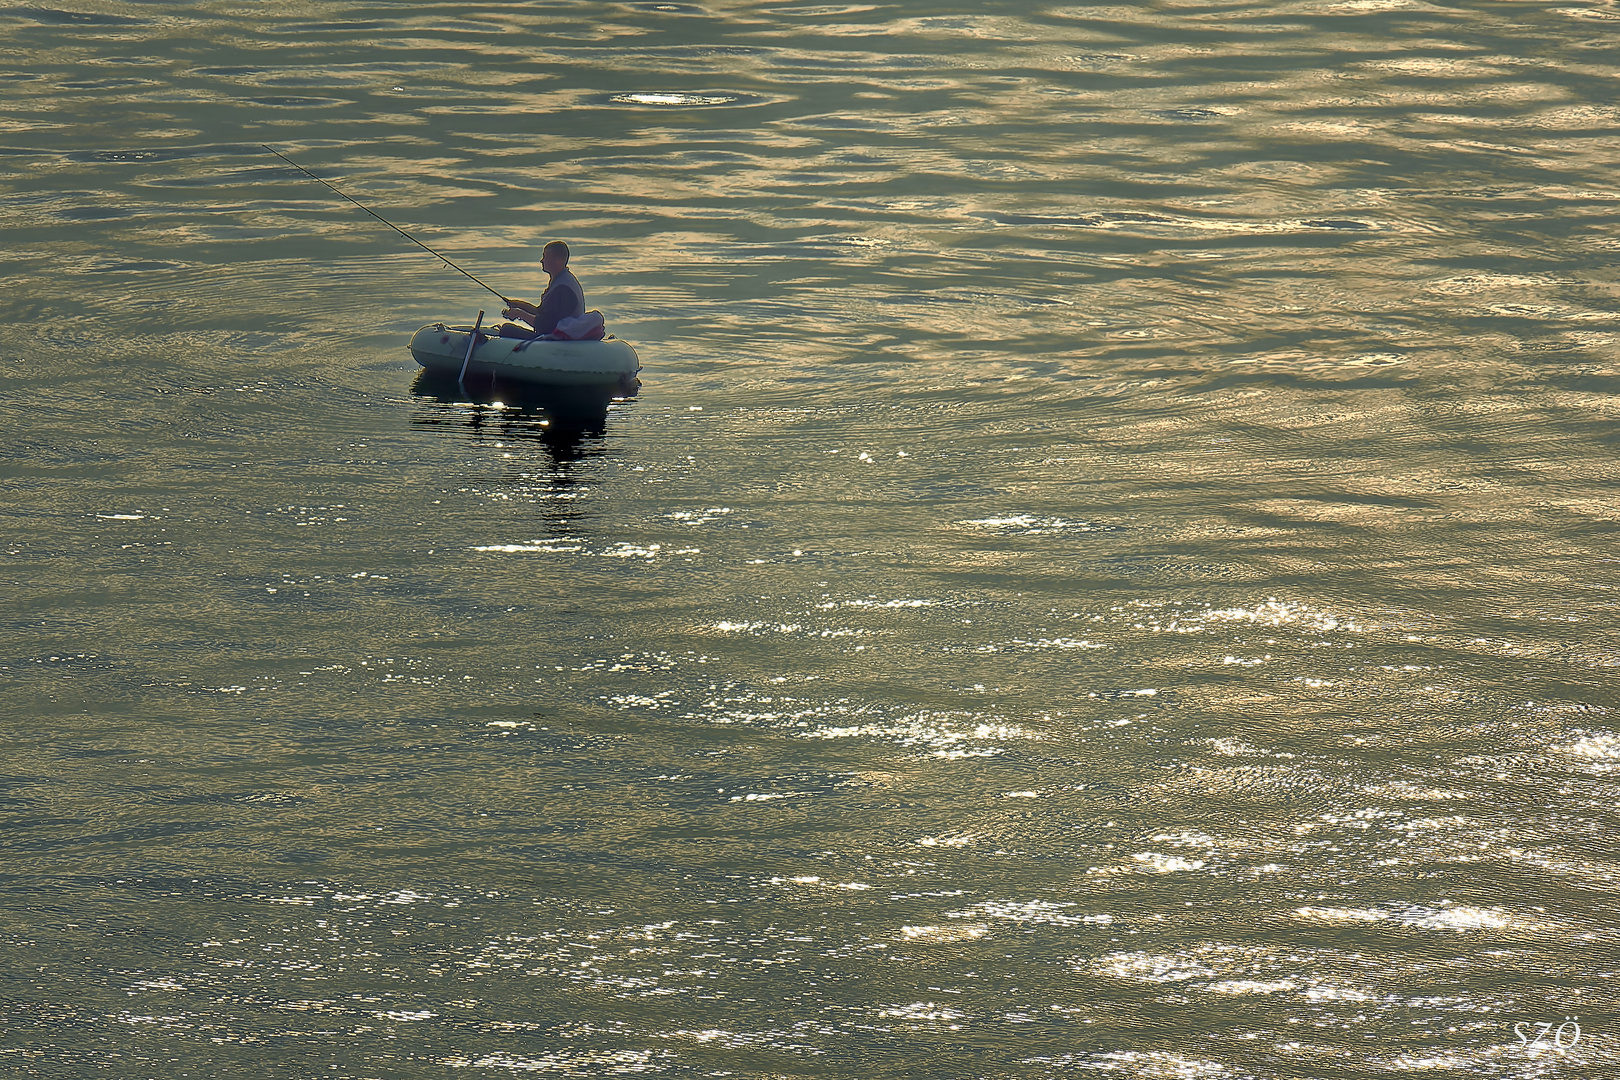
[531,281,579,334]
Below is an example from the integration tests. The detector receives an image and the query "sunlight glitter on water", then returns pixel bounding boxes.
[6,0,1620,1075]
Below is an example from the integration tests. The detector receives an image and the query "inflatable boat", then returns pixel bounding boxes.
[409,323,641,387]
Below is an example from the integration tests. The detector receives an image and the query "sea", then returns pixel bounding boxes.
[3,1,1618,1077]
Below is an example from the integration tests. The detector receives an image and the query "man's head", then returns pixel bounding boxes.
[541,240,569,275]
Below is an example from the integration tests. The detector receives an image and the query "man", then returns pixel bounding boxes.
[499,240,585,338]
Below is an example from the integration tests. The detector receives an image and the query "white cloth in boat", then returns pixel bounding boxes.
[553,310,606,340]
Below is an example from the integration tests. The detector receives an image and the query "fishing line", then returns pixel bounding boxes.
[263,144,510,304]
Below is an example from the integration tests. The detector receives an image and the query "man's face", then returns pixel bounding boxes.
[541,250,565,275]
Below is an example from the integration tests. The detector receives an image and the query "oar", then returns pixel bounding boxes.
[458,310,485,385]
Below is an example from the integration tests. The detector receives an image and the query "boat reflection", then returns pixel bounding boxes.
[407,370,638,466]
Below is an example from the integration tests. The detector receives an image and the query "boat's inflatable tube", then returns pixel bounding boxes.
[409,323,641,386]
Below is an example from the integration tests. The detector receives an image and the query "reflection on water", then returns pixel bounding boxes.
[408,370,636,467]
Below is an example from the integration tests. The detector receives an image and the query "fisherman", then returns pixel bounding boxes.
[498,240,585,338]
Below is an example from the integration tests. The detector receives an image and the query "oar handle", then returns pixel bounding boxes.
[458,310,485,383]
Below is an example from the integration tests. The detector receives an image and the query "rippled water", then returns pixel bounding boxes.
[5,1,1620,1076]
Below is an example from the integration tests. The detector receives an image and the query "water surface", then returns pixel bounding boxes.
[3,1,1619,1076]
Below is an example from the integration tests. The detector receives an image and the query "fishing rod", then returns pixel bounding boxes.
[262,144,510,304]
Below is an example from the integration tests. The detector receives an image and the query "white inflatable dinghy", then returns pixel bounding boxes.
[410,323,641,386]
